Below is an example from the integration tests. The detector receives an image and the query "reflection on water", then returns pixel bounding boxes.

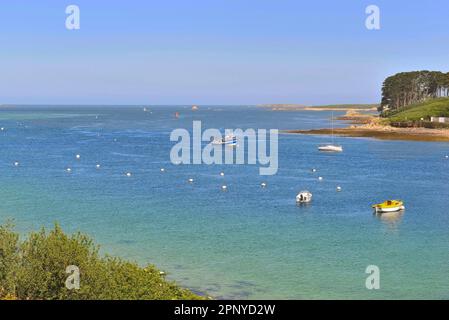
[296,202,312,209]
[375,210,404,231]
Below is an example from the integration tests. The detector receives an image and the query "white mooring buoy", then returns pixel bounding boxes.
[14,161,19,167]
[126,172,132,177]
[336,186,342,192]
[76,154,81,160]
[221,185,227,191]
[261,182,267,188]
[318,176,323,181]
[66,167,72,173]
[160,168,165,172]
[96,164,101,169]
[188,178,194,183]
[220,172,225,176]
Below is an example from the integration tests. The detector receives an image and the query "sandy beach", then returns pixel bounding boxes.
[259,104,378,112]
[285,126,449,142]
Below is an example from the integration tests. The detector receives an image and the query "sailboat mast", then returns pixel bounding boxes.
[331,111,334,144]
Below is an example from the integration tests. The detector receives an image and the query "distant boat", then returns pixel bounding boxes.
[318,111,343,153]
[318,145,343,152]
[296,191,312,203]
[212,135,237,146]
[372,200,405,214]
[175,112,179,119]
[192,105,199,111]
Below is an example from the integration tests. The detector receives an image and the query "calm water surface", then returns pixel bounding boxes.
[1,105,449,299]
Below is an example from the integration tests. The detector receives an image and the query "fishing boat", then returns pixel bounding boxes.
[212,135,237,146]
[296,191,312,203]
[318,111,343,153]
[372,200,405,214]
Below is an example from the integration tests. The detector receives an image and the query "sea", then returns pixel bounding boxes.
[1,105,449,299]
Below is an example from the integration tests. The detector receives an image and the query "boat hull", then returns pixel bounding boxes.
[318,145,343,152]
[212,136,237,145]
[374,205,405,213]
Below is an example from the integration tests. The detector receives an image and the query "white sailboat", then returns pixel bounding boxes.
[318,112,343,152]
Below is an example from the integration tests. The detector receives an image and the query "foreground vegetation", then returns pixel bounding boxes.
[0,222,202,300]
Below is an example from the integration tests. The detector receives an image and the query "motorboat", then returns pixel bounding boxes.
[296,191,312,203]
[372,200,405,214]
[212,135,237,146]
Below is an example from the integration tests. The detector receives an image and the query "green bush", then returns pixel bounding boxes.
[0,223,202,300]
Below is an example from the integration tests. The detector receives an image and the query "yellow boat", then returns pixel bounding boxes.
[372,200,405,214]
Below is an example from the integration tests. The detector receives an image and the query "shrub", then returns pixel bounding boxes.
[0,223,202,300]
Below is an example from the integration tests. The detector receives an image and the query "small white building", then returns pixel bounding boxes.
[431,117,449,123]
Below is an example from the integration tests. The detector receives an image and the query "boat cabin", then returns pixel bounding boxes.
[296,191,312,203]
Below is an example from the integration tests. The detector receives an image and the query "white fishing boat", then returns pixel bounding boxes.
[296,191,312,203]
[318,112,343,153]
[212,135,237,146]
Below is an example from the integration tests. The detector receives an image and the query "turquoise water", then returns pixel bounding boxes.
[1,105,449,299]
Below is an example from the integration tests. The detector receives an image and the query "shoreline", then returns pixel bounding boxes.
[284,110,449,142]
[259,104,378,112]
[284,124,449,142]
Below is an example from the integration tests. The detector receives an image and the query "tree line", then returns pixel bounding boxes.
[380,71,449,114]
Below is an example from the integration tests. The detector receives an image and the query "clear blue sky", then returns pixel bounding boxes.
[1,0,448,105]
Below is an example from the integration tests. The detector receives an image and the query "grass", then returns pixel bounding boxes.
[387,98,449,122]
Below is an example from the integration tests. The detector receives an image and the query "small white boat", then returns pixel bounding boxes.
[318,144,343,152]
[296,191,312,203]
[212,135,237,146]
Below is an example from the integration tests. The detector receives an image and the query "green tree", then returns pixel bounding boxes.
[0,222,20,297]
[0,223,203,300]
[380,70,449,115]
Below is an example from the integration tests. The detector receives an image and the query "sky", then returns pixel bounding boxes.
[0,0,448,105]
